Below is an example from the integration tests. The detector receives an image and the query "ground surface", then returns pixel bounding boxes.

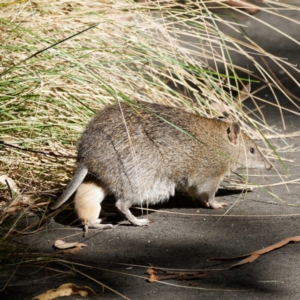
[1,4,300,300]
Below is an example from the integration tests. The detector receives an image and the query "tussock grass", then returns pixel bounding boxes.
[0,1,299,235]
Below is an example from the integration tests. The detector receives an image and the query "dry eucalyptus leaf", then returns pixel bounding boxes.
[146,267,208,282]
[208,236,300,269]
[54,239,87,250]
[61,246,85,254]
[0,175,19,194]
[32,283,98,300]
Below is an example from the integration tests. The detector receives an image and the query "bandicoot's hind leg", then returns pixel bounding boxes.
[74,181,113,236]
[115,199,150,226]
[83,219,114,237]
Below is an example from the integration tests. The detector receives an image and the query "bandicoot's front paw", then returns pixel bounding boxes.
[132,218,150,226]
[209,201,228,209]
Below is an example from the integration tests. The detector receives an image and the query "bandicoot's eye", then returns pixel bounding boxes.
[250,147,255,154]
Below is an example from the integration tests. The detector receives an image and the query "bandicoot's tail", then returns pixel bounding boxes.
[50,165,88,209]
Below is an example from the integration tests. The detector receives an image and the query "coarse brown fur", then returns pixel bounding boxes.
[51,101,272,230]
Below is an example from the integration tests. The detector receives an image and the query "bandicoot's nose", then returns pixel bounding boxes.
[265,161,272,170]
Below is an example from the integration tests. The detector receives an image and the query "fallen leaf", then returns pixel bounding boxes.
[148,273,160,283]
[146,268,208,282]
[146,268,157,275]
[32,283,98,300]
[208,236,300,269]
[0,175,19,194]
[61,246,85,254]
[54,240,87,250]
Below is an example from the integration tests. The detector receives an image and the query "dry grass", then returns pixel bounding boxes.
[0,0,299,235]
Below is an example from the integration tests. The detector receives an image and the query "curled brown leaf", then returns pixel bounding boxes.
[146,267,208,282]
[32,283,99,300]
[208,236,300,269]
[54,240,87,250]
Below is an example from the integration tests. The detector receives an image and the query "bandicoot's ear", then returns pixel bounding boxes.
[227,122,240,145]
